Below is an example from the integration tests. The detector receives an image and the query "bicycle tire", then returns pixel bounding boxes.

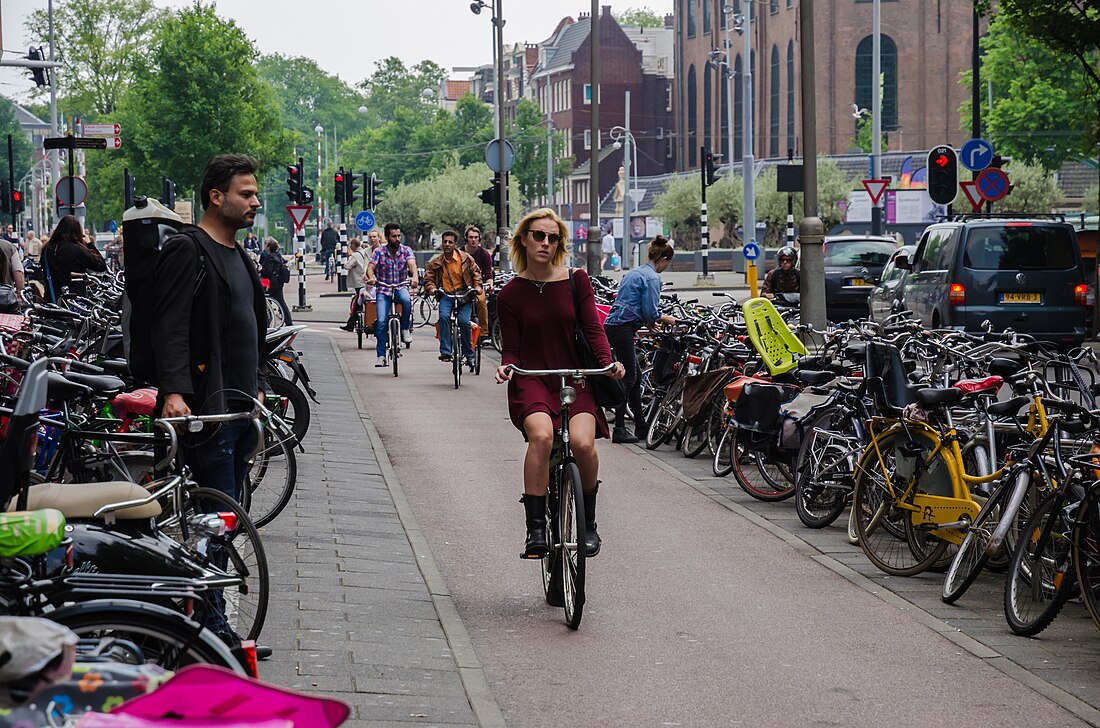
[942,471,1013,604]
[645,380,684,450]
[390,317,400,377]
[794,440,851,528]
[247,423,297,528]
[561,461,586,629]
[730,429,796,501]
[1003,489,1076,636]
[490,318,502,352]
[1073,485,1100,633]
[712,423,735,477]
[160,487,270,642]
[452,317,461,389]
[681,421,709,459]
[475,339,482,376]
[851,430,951,577]
[267,375,310,446]
[415,295,436,328]
[48,599,245,674]
[356,310,364,349]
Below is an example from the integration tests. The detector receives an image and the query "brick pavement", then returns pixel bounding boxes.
[258,331,503,727]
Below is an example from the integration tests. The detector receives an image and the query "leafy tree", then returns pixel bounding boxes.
[509,98,572,201]
[1083,181,1100,214]
[115,3,286,222]
[651,177,700,246]
[357,57,445,128]
[853,115,888,155]
[999,159,1064,213]
[0,98,36,184]
[706,176,745,245]
[257,54,368,149]
[755,158,855,243]
[961,15,1097,170]
[614,7,665,28]
[25,0,166,115]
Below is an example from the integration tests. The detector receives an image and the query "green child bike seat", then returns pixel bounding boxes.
[0,508,66,558]
[741,297,808,376]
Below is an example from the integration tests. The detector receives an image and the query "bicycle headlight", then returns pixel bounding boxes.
[561,386,577,405]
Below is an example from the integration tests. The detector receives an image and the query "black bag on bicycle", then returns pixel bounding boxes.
[567,270,625,409]
[732,382,785,448]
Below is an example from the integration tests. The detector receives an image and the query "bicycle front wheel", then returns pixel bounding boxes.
[712,422,735,477]
[247,422,297,528]
[1004,489,1076,636]
[1073,485,1100,633]
[452,320,462,389]
[267,375,310,446]
[390,317,400,377]
[942,470,1015,604]
[731,429,795,502]
[560,462,586,629]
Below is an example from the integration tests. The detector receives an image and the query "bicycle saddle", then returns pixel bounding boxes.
[952,376,1004,395]
[97,358,131,377]
[61,372,126,396]
[12,482,162,521]
[914,387,963,408]
[987,395,1030,417]
[46,372,92,400]
[796,370,836,386]
[987,357,1025,380]
[112,388,158,417]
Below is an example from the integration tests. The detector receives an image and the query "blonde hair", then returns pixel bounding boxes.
[509,208,569,273]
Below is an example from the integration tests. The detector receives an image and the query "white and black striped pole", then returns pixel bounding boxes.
[700,145,709,280]
[336,221,348,292]
[293,226,311,312]
[786,148,796,245]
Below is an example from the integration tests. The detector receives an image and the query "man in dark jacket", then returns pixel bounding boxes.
[320,221,339,281]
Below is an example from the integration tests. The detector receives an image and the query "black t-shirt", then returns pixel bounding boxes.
[214,243,259,406]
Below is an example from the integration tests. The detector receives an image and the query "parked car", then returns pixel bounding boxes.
[867,245,915,322]
[894,217,1091,345]
[822,235,899,322]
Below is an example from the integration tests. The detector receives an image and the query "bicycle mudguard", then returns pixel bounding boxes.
[907,494,980,546]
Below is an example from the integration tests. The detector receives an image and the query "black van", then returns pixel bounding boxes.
[895,217,1092,345]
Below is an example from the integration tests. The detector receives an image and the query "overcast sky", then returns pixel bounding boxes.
[1,1,673,106]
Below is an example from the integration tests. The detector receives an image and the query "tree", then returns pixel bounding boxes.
[257,54,368,147]
[755,158,855,243]
[961,14,1097,170]
[999,159,1064,213]
[509,98,572,201]
[116,3,286,222]
[357,57,445,128]
[1083,181,1100,214]
[853,115,888,155]
[614,7,665,28]
[0,98,36,186]
[25,0,165,115]
[651,177,700,246]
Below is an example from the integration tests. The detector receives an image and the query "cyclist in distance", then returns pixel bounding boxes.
[423,229,482,366]
[463,225,493,341]
[365,223,419,367]
[603,234,678,443]
[761,245,799,301]
[494,208,625,559]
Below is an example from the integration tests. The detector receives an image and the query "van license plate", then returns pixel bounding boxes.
[999,292,1041,304]
[846,278,870,287]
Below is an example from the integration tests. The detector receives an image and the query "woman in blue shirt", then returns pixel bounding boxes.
[603,235,677,443]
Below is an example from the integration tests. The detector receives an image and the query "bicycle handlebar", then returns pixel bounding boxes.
[505,363,616,378]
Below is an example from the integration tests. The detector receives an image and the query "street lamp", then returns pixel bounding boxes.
[610,125,639,268]
[732,8,756,252]
[471,0,508,249]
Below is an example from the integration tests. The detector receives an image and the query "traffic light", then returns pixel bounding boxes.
[478,174,499,208]
[301,186,314,204]
[0,181,9,215]
[286,160,303,203]
[123,169,137,210]
[927,145,959,206]
[345,172,360,208]
[367,173,382,211]
[11,189,23,215]
[703,148,719,187]
[989,155,1011,169]
[160,177,176,210]
[334,170,346,206]
[26,47,49,88]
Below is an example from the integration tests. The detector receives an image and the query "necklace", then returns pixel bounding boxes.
[527,271,554,294]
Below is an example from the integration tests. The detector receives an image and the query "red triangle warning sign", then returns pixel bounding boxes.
[959,180,983,212]
[862,179,889,206]
[286,205,313,231]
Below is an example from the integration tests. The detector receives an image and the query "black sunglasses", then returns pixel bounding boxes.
[529,230,562,244]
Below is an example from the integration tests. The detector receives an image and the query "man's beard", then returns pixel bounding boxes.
[222,208,254,230]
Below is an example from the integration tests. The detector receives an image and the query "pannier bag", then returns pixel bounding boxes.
[732,382,786,435]
[778,389,838,452]
[681,367,736,426]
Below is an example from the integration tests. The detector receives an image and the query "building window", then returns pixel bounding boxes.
[855,34,899,130]
[733,55,742,161]
[584,129,591,150]
[666,83,673,111]
[687,64,697,166]
[720,0,726,30]
[787,0,793,7]
[687,0,696,38]
[704,0,711,33]
[769,45,780,158]
[704,62,713,153]
[657,127,665,140]
[583,83,599,104]
[770,0,778,13]
[786,41,795,156]
[720,69,730,162]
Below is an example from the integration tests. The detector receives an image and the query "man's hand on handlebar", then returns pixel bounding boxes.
[495,364,513,384]
[162,392,191,418]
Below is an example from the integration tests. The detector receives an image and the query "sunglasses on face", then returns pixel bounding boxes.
[529,230,561,244]
[779,257,795,263]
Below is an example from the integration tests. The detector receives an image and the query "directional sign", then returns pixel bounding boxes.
[109,220,118,234]
[82,123,121,137]
[959,180,984,213]
[104,137,122,149]
[354,210,376,232]
[743,242,761,261]
[55,176,89,207]
[286,205,314,232]
[862,179,889,206]
[976,168,1011,202]
[960,138,994,172]
[484,138,516,173]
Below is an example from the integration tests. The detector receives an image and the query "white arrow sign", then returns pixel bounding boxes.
[106,137,122,149]
[82,123,121,137]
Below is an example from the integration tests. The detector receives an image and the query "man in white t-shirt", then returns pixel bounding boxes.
[601,228,616,271]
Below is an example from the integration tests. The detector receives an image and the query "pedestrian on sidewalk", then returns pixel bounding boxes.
[341,237,368,331]
[260,237,293,325]
[320,221,339,281]
[601,226,616,271]
[494,208,625,559]
[365,223,419,367]
[603,235,678,443]
[424,230,482,365]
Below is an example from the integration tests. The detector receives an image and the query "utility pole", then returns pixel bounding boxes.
[870,0,883,236]
[621,90,631,271]
[495,0,508,243]
[722,2,735,175]
[546,109,554,215]
[586,0,601,276]
[740,8,756,260]
[48,0,60,225]
[798,0,826,330]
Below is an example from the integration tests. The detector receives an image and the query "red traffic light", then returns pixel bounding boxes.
[933,154,949,168]
[335,174,343,183]
[11,192,21,202]
[287,166,298,176]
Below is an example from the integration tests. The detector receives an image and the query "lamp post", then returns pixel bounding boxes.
[611,122,638,270]
[718,2,736,171]
[471,0,508,254]
[314,124,323,264]
[734,11,756,255]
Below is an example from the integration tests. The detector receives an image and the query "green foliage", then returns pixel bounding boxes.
[509,99,572,201]
[853,116,888,155]
[755,158,855,241]
[614,7,665,28]
[357,57,445,128]
[651,177,700,246]
[257,54,368,147]
[1083,182,1100,214]
[983,1,1100,93]
[1000,159,1064,213]
[0,98,36,183]
[25,0,165,115]
[961,14,1098,170]
[114,3,286,225]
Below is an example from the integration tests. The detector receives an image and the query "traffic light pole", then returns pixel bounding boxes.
[7,135,15,228]
[699,145,710,281]
[294,227,310,312]
[337,208,348,293]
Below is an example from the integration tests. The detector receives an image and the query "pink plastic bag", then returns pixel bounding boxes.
[78,715,291,727]
[97,665,350,727]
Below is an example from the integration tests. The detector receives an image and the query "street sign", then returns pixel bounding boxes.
[109,220,118,234]
[74,137,107,150]
[743,242,761,261]
[862,179,889,206]
[55,176,89,207]
[82,123,121,137]
[104,137,122,149]
[959,180,984,212]
[286,205,313,232]
[960,138,994,172]
[354,210,376,232]
[976,168,1010,202]
[484,138,516,173]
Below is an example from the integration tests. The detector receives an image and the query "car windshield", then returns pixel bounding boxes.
[823,240,896,267]
[962,225,1076,270]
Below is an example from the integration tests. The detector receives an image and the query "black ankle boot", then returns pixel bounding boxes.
[582,485,601,556]
[520,494,548,559]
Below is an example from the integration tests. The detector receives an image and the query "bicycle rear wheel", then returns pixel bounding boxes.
[356,310,364,349]
[1073,485,1100,633]
[1004,489,1076,636]
[266,375,310,446]
[389,317,400,377]
[246,423,297,528]
[942,472,1013,604]
[645,380,684,450]
[731,429,795,501]
[712,422,735,477]
[560,462,586,629]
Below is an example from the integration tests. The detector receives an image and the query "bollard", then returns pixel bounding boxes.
[747,261,759,298]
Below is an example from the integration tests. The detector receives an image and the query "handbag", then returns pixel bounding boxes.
[568,270,626,409]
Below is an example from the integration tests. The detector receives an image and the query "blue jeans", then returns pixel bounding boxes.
[439,297,474,360]
[375,287,412,357]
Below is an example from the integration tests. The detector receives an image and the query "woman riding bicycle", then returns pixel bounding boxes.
[494,208,625,559]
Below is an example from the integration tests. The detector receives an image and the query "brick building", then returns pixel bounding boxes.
[675,0,981,170]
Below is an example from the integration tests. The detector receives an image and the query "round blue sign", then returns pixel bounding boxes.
[743,242,761,261]
[109,220,118,233]
[976,168,1010,202]
[960,138,994,172]
[355,210,376,232]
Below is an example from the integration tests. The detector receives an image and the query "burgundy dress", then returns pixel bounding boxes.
[497,269,614,439]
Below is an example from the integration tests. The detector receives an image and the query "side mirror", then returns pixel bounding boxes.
[893,254,910,270]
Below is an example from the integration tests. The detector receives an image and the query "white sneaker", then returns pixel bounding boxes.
[375,356,387,367]
[401,329,412,344]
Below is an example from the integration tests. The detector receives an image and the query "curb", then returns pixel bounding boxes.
[626,443,1100,727]
[328,337,507,728]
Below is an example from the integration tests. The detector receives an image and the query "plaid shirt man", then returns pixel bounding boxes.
[369,243,415,288]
